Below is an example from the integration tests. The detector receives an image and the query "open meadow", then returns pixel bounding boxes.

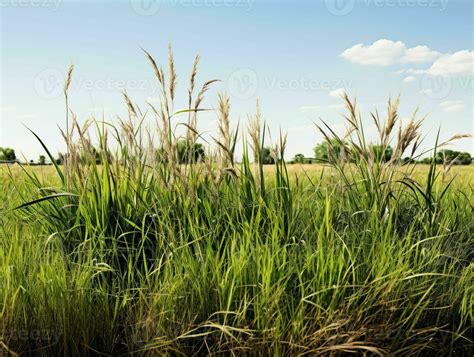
[1,90,473,355]
[2,1,474,354]
[0,12,473,351]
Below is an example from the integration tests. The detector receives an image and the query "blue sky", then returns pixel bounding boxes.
[1,0,472,160]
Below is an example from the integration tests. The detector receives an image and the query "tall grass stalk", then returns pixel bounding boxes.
[1,48,472,356]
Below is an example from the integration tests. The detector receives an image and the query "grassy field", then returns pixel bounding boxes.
[1,52,473,356]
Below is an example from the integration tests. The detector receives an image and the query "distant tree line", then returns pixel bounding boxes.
[1,148,51,165]
[419,149,472,165]
[289,141,473,166]
[1,142,472,166]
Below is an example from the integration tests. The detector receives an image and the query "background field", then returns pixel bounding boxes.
[1,158,473,355]
[1,49,473,355]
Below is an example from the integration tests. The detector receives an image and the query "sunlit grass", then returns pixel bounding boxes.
[1,47,472,356]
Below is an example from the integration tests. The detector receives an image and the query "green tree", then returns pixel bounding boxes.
[39,155,46,165]
[261,147,275,165]
[420,157,435,164]
[401,157,415,165]
[56,152,65,165]
[437,149,456,164]
[313,140,347,162]
[0,147,16,161]
[458,152,472,165]
[176,140,206,164]
[436,150,472,165]
[293,153,305,164]
[370,145,393,162]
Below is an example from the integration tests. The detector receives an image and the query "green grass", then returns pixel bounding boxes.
[1,49,473,356]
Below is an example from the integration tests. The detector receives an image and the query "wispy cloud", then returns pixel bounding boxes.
[299,106,321,114]
[419,89,433,96]
[329,87,346,98]
[17,114,39,120]
[425,50,473,76]
[146,96,160,104]
[328,103,345,110]
[287,124,315,133]
[341,39,473,79]
[341,39,440,66]
[0,106,15,113]
[440,100,465,113]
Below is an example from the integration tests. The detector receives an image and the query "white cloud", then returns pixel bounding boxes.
[329,87,346,98]
[146,96,160,104]
[0,109,38,121]
[426,50,474,76]
[405,68,426,75]
[207,119,218,129]
[341,39,440,66]
[345,41,473,82]
[287,124,314,133]
[401,45,441,63]
[419,89,433,95]
[328,103,346,110]
[299,106,321,113]
[0,107,15,113]
[440,100,465,113]
[17,114,39,120]
[341,39,405,66]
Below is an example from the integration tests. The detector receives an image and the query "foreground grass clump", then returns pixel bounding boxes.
[1,48,473,356]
